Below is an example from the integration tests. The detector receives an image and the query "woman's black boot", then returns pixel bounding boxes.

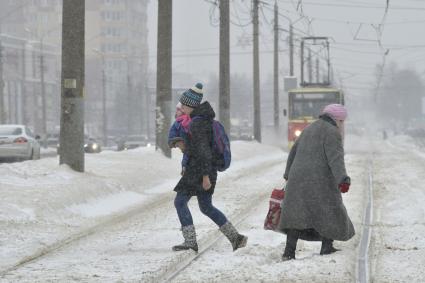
[282,229,299,261]
[320,238,339,255]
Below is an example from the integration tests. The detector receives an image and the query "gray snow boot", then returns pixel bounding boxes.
[219,221,248,251]
[172,225,198,252]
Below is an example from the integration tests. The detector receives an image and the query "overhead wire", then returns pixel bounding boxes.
[231,1,252,28]
[207,0,415,95]
[277,1,425,11]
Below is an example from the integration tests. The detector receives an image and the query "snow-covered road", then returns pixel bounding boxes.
[0,136,424,282]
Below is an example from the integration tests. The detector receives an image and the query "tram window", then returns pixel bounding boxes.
[288,92,341,119]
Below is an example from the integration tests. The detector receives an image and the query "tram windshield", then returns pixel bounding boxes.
[289,92,340,119]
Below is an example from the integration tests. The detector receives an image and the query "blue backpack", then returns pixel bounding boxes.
[211,120,232,171]
[192,117,232,172]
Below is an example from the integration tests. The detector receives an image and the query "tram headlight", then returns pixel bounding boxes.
[294,130,302,137]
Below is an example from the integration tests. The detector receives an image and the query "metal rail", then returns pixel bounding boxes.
[356,159,374,283]
[0,191,173,278]
[1,157,282,279]
[162,190,271,283]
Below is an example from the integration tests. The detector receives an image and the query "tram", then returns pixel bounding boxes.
[285,36,344,148]
[286,86,344,148]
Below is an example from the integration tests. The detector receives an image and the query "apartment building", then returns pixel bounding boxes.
[1,0,150,141]
[0,0,61,133]
[86,0,149,140]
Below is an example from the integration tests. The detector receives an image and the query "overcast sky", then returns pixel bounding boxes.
[147,0,425,97]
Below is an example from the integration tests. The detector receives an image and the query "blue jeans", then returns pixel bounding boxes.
[174,191,227,227]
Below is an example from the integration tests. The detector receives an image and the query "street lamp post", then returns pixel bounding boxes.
[92,49,107,146]
[0,24,5,124]
[273,13,304,77]
[26,26,60,146]
[124,56,131,136]
[40,38,47,147]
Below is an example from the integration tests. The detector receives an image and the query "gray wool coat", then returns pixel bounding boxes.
[278,115,355,241]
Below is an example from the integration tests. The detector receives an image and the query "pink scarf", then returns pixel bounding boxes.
[176,114,191,132]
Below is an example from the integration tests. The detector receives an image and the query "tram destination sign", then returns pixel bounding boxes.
[293,92,337,100]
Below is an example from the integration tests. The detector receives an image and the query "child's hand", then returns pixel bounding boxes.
[202,175,212,191]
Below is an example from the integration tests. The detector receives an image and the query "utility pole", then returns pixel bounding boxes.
[40,40,47,147]
[156,0,172,157]
[219,0,230,133]
[21,43,27,124]
[14,81,18,123]
[0,38,5,124]
[253,0,261,142]
[126,59,131,136]
[308,48,312,84]
[273,1,279,128]
[59,0,85,172]
[146,85,151,139]
[101,57,107,146]
[300,39,304,85]
[316,58,320,83]
[289,24,294,76]
[7,82,12,122]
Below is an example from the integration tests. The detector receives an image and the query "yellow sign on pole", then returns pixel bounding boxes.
[64,78,77,89]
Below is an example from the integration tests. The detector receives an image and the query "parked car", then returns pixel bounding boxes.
[56,136,102,154]
[117,135,149,151]
[0,124,41,161]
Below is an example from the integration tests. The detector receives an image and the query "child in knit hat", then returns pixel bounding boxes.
[171,82,248,253]
[168,102,191,175]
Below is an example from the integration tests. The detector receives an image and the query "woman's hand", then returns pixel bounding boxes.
[202,175,212,191]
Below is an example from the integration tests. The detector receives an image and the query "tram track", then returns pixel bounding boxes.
[1,148,380,282]
[160,188,272,283]
[369,139,425,283]
[356,155,374,283]
[161,152,374,283]
[0,154,284,280]
[356,140,425,283]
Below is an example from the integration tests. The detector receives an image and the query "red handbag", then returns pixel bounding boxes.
[264,188,285,231]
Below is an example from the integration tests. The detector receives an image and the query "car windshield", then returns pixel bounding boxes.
[0,127,23,136]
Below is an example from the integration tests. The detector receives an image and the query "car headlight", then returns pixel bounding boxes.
[295,130,302,137]
[92,144,98,150]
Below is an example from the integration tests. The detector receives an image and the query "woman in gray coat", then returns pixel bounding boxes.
[278,104,355,261]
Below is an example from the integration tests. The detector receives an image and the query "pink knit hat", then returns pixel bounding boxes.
[322,104,347,121]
